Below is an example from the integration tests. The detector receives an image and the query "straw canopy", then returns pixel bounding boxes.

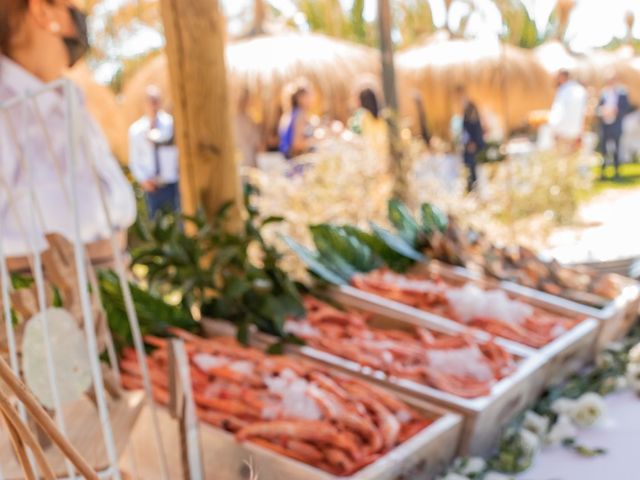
[67,63,128,163]
[121,32,379,131]
[617,56,640,105]
[397,36,554,138]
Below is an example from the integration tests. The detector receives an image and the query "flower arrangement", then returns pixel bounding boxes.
[438,321,640,479]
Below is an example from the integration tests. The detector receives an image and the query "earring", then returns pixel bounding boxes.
[50,22,61,33]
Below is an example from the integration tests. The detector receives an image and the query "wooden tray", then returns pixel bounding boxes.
[128,332,463,480]
[204,313,539,457]
[0,391,145,479]
[440,262,640,351]
[195,393,461,480]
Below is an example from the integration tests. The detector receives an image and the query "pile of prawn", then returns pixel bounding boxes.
[285,297,516,398]
[351,269,580,348]
[119,328,432,476]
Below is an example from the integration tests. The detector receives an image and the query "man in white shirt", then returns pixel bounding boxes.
[129,86,180,219]
[548,69,588,151]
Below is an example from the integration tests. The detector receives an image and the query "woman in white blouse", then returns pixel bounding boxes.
[0,0,136,267]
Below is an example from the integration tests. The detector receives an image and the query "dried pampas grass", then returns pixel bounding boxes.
[246,138,393,278]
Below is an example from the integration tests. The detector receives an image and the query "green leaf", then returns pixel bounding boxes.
[266,341,285,355]
[237,321,250,345]
[369,222,425,262]
[98,269,199,351]
[310,224,381,273]
[420,203,449,234]
[223,277,252,299]
[388,198,420,244]
[11,273,34,290]
[341,225,410,270]
[282,236,348,285]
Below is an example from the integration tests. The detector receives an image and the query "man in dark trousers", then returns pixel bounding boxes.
[129,86,180,218]
[455,86,485,192]
[597,73,632,180]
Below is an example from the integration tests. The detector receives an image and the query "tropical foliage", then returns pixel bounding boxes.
[128,185,305,344]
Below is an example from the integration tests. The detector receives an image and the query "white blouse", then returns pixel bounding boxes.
[0,55,136,257]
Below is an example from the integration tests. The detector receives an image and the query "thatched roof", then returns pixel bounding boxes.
[617,56,640,105]
[66,63,127,163]
[397,36,554,137]
[121,32,379,130]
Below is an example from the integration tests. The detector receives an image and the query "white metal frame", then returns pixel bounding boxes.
[0,78,174,479]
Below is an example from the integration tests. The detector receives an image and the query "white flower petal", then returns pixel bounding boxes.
[551,397,576,415]
[570,392,606,428]
[546,414,578,445]
[518,428,541,455]
[484,472,514,480]
[628,343,640,364]
[441,473,471,480]
[522,410,550,437]
[458,456,486,476]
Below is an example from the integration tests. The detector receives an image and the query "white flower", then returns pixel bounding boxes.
[616,376,629,391]
[596,351,616,369]
[484,472,514,480]
[607,341,625,353]
[626,362,640,393]
[546,414,578,445]
[522,410,550,438]
[569,392,606,428]
[518,428,541,457]
[456,457,486,476]
[551,397,576,415]
[440,473,470,480]
[628,343,640,364]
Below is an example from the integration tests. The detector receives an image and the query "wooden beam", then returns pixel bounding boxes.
[377,0,407,201]
[159,0,241,224]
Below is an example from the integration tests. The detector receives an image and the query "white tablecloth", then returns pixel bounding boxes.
[517,390,639,480]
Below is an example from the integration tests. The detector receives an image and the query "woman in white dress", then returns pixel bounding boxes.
[0,0,136,268]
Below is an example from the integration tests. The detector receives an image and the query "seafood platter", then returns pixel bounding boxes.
[428,222,640,349]
[120,329,463,479]
[205,296,549,455]
[338,261,599,388]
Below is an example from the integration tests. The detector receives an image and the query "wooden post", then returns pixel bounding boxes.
[159,0,241,224]
[377,0,407,201]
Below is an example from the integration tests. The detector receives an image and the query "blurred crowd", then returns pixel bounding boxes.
[127,68,639,220]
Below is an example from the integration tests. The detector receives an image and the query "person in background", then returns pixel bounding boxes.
[234,88,261,169]
[455,85,485,192]
[129,86,180,219]
[548,69,587,152]
[0,0,136,267]
[278,79,315,159]
[349,86,386,152]
[413,90,431,147]
[597,72,632,180]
